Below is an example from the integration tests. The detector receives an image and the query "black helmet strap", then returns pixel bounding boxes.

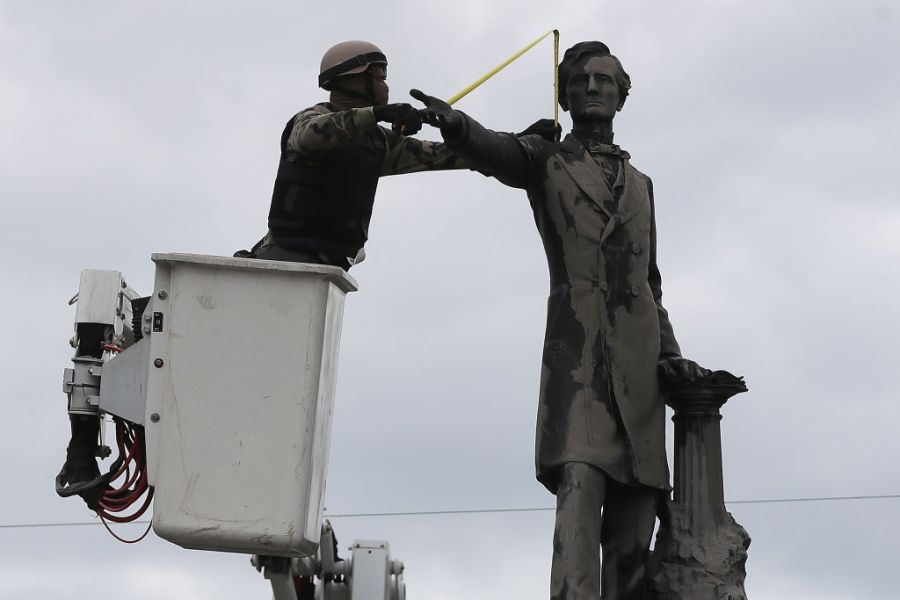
[319,52,387,88]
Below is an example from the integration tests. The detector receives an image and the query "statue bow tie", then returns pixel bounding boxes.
[584,141,630,159]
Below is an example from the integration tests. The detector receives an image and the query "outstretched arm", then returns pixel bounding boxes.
[410,89,539,190]
[381,115,561,176]
[287,103,424,158]
[381,132,467,176]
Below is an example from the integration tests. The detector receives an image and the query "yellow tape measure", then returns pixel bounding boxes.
[553,30,559,129]
[447,29,560,129]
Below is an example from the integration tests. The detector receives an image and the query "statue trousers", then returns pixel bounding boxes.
[550,462,660,600]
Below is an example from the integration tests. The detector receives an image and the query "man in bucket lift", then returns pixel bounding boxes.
[238,40,557,269]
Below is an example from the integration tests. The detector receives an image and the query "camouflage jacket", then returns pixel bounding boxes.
[446,114,681,492]
[264,102,467,263]
[287,102,466,175]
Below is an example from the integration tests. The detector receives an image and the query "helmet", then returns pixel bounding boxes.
[318,41,387,89]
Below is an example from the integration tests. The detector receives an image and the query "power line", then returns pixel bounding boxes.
[3,493,900,530]
[0,520,132,530]
[325,493,900,518]
[327,506,551,518]
[726,493,900,505]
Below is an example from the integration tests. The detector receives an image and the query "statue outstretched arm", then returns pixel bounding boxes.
[411,89,536,189]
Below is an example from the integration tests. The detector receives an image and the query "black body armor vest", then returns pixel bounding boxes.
[267,110,385,257]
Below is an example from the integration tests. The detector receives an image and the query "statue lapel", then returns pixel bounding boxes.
[615,160,647,227]
[555,136,615,219]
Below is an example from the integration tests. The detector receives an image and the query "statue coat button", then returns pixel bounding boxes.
[631,242,642,254]
[630,286,640,296]
[599,281,609,292]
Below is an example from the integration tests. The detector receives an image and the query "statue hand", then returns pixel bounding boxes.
[372,103,423,135]
[516,118,561,142]
[409,89,463,137]
[658,356,710,383]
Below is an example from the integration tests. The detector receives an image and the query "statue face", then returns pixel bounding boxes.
[566,55,623,124]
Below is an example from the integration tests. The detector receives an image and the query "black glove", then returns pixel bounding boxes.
[372,103,423,135]
[516,118,561,142]
[409,89,463,137]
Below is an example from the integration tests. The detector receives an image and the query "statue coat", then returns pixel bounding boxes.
[447,116,681,493]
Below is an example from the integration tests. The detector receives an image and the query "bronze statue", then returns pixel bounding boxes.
[413,41,708,599]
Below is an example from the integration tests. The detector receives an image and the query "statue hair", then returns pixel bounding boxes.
[557,41,631,111]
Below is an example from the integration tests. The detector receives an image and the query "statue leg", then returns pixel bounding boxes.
[599,482,660,600]
[550,462,607,600]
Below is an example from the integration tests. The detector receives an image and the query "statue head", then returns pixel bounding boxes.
[558,41,631,123]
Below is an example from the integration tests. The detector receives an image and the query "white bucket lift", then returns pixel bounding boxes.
[85,253,357,556]
[144,254,357,557]
[61,254,413,597]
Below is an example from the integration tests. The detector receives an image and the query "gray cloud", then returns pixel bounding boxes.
[2,0,898,598]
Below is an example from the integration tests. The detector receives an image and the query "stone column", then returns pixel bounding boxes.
[648,371,751,600]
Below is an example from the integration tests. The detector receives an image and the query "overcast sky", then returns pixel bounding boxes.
[2,1,899,598]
